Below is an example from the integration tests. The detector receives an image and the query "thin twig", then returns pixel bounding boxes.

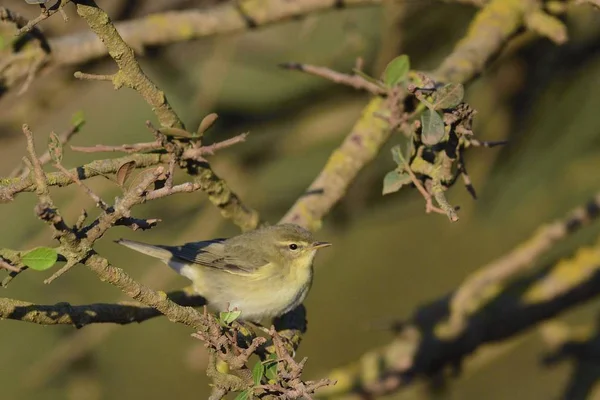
[11,123,81,178]
[401,159,446,216]
[70,132,248,157]
[71,141,162,153]
[73,0,260,232]
[280,62,386,95]
[73,71,114,81]
[53,162,109,210]
[0,6,50,49]
[144,182,202,201]
[17,1,72,35]
[43,259,77,285]
[0,259,21,273]
[183,132,249,160]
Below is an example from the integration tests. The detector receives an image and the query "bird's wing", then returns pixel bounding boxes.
[166,239,267,275]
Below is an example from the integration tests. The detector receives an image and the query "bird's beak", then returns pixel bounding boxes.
[312,241,332,249]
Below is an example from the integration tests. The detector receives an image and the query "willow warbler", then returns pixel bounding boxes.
[116,223,331,322]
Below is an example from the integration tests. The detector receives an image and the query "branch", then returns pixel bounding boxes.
[17,1,71,35]
[70,132,248,159]
[280,97,392,231]
[10,123,81,178]
[281,0,576,231]
[434,0,566,83]
[441,192,600,338]
[279,62,386,95]
[72,1,259,232]
[0,153,169,202]
[321,233,600,397]
[52,0,382,66]
[71,141,162,153]
[1,0,383,94]
[0,289,205,327]
[74,0,183,130]
[18,124,211,331]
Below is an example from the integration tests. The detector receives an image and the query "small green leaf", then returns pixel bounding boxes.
[252,360,265,385]
[219,310,242,325]
[48,132,63,163]
[264,359,278,382]
[71,111,86,131]
[420,108,445,145]
[21,247,58,271]
[383,55,410,87]
[391,145,405,165]
[382,170,411,195]
[234,390,250,400]
[432,83,464,109]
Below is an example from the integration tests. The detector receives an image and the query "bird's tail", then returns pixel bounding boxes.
[115,238,173,261]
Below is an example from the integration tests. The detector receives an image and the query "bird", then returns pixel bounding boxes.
[115,223,331,322]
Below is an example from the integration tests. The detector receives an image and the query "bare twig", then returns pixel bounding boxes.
[17,1,72,35]
[0,259,21,273]
[11,123,81,178]
[73,71,114,81]
[145,181,202,201]
[0,6,49,49]
[73,0,260,232]
[74,1,183,129]
[401,158,446,216]
[53,162,109,210]
[70,132,248,157]
[23,124,52,202]
[280,62,386,95]
[71,141,162,154]
[43,259,78,285]
[182,132,249,161]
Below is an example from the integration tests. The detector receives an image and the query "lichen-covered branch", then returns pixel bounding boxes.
[0,289,205,327]
[434,0,567,83]
[18,124,211,331]
[280,97,392,231]
[0,153,168,202]
[441,192,600,339]
[71,1,259,232]
[320,195,600,398]
[280,0,572,232]
[1,0,383,94]
[74,0,183,129]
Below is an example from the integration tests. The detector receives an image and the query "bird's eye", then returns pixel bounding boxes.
[289,243,298,250]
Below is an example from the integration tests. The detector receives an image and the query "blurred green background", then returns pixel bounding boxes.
[1,1,600,399]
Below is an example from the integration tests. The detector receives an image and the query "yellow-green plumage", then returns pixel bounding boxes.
[116,223,330,322]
